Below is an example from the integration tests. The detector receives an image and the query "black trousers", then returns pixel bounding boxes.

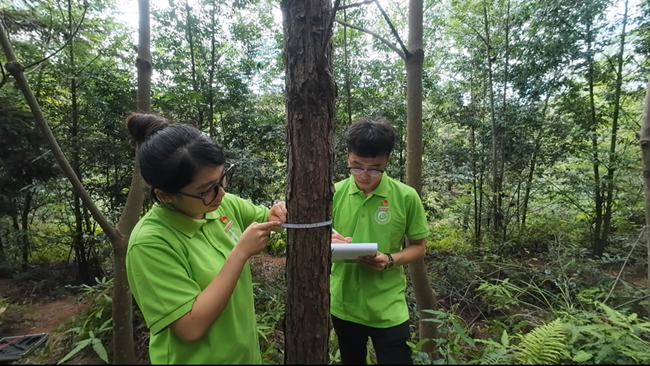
[331,315,413,365]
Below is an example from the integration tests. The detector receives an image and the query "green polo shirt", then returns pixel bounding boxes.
[330,173,429,328]
[126,193,269,364]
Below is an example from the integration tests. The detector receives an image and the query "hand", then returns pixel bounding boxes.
[235,221,281,258]
[331,232,352,243]
[268,202,287,223]
[357,251,389,271]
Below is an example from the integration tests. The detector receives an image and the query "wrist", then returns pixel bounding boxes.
[383,253,394,270]
[229,246,251,263]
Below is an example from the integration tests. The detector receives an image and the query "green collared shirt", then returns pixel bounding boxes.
[331,174,429,328]
[126,193,269,364]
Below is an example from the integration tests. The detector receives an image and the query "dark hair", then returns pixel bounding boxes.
[345,117,395,158]
[126,113,226,194]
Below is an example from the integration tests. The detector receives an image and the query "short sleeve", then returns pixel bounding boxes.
[230,194,270,228]
[126,242,201,335]
[405,191,429,241]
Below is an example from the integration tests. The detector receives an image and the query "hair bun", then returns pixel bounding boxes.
[126,113,171,144]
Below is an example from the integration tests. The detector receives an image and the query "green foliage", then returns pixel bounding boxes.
[419,308,477,364]
[516,318,568,365]
[58,277,114,364]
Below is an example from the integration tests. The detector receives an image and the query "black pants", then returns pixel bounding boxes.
[331,315,413,365]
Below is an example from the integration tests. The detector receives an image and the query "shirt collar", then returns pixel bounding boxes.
[152,203,220,238]
[346,173,390,198]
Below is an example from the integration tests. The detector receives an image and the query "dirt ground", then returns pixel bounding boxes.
[0,254,286,365]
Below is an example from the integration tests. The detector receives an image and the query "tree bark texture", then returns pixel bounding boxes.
[281,0,336,364]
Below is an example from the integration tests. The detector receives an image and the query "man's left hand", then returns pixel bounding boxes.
[357,251,389,271]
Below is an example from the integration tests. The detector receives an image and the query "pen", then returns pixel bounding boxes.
[332,228,340,235]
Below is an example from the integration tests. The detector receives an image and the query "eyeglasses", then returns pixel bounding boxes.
[347,166,384,177]
[177,163,235,206]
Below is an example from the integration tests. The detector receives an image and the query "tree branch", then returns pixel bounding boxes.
[22,1,89,71]
[335,19,405,60]
[321,0,341,58]
[0,20,118,244]
[373,0,409,57]
[441,3,488,46]
[339,0,374,11]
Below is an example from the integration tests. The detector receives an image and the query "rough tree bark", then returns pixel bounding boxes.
[281,0,336,363]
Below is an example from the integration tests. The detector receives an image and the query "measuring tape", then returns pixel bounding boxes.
[280,220,332,229]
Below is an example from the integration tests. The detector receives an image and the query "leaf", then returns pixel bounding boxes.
[91,338,109,363]
[57,339,91,364]
[501,330,510,348]
[572,350,593,362]
[453,323,476,348]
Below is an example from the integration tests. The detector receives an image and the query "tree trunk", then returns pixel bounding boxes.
[281,0,335,363]
[185,1,203,130]
[208,0,217,138]
[404,0,437,353]
[602,0,628,247]
[640,73,650,317]
[498,0,510,241]
[586,21,604,256]
[483,2,500,240]
[343,4,352,126]
[20,190,32,269]
[1,14,146,364]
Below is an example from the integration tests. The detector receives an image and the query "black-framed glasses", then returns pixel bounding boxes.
[177,163,236,206]
[347,166,384,177]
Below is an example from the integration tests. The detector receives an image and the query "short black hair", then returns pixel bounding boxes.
[126,113,226,197]
[345,117,395,158]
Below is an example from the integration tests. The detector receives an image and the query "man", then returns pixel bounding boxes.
[330,117,430,365]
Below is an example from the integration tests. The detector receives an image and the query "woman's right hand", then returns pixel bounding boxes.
[235,221,281,258]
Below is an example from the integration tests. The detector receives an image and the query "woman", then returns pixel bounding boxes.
[125,113,287,364]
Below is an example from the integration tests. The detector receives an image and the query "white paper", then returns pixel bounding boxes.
[331,243,378,262]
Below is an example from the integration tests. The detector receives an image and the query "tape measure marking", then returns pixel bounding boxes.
[280,220,332,229]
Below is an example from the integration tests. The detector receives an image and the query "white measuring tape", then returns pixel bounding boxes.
[280,220,332,229]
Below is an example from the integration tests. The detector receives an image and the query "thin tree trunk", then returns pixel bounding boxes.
[498,0,510,241]
[20,190,32,269]
[343,3,352,126]
[483,2,500,239]
[639,72,650,317]
[602,0,628,247]
[208,0,217,138]
[404,0,437,353]
[281,0,335,363]
[586,21,604,256]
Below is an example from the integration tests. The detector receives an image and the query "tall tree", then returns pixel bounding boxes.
[0,2,148,361]
[281,0,337,363]
[641,72,650,316]
[336,0,438,351]
[404,0,438,353]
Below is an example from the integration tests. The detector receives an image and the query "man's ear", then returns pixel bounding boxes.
[387,152,392,162]
[154,188,173,203]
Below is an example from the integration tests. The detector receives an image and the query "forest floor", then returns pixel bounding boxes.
[0,253,646,365]
[0,254,287,365]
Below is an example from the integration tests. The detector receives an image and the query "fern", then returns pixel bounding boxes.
[515,318,568,365]
[481,348,511,365]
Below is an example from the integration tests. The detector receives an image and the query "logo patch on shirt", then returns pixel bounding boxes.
[224,220,233,232]
[374,206,391,225]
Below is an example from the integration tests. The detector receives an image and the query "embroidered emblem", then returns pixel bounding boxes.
[382,199,388,206]
[224,220,233,232]
[220,216,228,223]
[374,206,391,225]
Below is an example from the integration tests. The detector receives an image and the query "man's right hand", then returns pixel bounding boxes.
[332,232,353,243]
